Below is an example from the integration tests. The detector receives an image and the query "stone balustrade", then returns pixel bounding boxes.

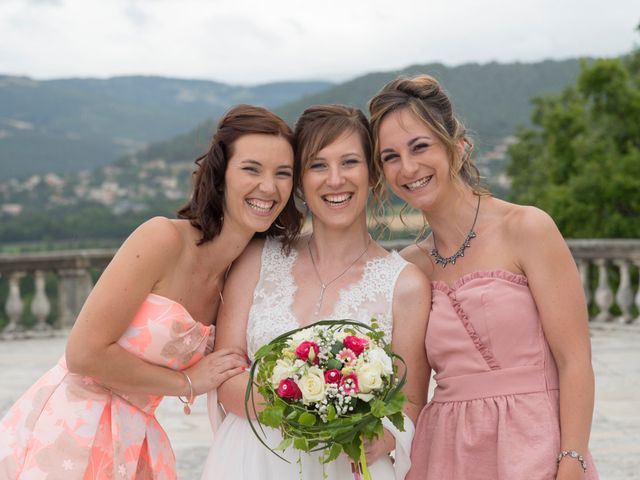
[0,250,114,339]
[1,239,639,339]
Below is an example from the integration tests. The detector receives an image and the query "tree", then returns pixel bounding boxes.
[506,35,640,238]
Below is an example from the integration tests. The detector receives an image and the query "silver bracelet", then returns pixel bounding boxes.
[557,450,587,472]
[177,370,194,415]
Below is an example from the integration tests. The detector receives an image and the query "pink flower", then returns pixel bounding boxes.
[277,378,302,400]
[343,336,369,356]
[336,348,357,367]
[324,369,342,384]
[339,372,359,395]
[296,341,320,365]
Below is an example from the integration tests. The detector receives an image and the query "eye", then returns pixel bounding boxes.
[242,166,259,174]
[308,162,327,171]
[276,170,293,178]
[342,158,360,167]
[412,143,430,152]
[381,153,399,163]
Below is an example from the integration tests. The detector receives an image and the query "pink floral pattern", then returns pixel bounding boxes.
[0,293,214,479]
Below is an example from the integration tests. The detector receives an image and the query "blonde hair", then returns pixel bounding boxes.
[368,75,489,195]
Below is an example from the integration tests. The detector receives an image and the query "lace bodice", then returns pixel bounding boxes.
[246,237,408,359]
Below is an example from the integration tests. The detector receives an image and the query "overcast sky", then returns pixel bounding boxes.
[1,0,637,85]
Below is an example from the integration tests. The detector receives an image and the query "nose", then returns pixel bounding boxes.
[399,155,419,177]
[258,175,276,195]
[326,165,346,189]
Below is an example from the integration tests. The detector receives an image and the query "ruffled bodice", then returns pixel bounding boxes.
[407,270,598,480]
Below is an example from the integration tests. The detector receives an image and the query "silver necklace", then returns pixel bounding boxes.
[307,235,371,317]
[431,195,480,268]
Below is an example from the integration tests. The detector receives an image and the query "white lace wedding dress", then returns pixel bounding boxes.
[201,237,414,480]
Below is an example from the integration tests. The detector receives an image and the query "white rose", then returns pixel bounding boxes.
[298,366,326,404]
[271,358,295,388]
[332,329,349,342]
[289,330,313,347]
[356,362,383,393]
[367,348,393,377]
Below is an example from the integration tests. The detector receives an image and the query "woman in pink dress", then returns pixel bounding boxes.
[369,76,599,480]
[0,104,302,479]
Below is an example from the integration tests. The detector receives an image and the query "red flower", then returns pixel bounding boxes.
[277,378,302,400]
[339,372,359,395]
[295,341,320,364]
[324,369,342,384]
[343,336,369,356]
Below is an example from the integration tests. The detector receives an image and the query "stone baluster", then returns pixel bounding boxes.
[613,260,634,324]
[31,270,53,335]
[3,272,26,339]
[577,259,592,308]
[57,268,93,329]
[593,259,614,322]
[635,261,640,325]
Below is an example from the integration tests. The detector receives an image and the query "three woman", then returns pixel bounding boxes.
[200,105,430,479]
[0,104,301,479]
[369,75,598,480]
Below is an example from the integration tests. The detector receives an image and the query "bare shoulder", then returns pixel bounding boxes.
[227,237,267,278]
[395,261,430,298]
[126,216,185,254]
[502,204,561,243]
[399,243,432,276]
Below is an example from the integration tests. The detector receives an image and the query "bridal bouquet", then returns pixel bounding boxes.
[245,319,406,480]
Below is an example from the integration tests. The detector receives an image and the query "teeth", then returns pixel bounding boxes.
[246,199,274,211]
[322,193,352,204]
[405,176,432,190]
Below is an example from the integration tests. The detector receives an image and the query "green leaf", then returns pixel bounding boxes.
[293,436,310,451]
[254,343,276,359]
[298,412,317,426]
[326,404,337,422]
[342,435,363,464]
[370,399,386,418]
[388,412,405,432]
[258,405,284,428]
[275,436,293,452]
[326,358,343,370]
[323,443,343,463]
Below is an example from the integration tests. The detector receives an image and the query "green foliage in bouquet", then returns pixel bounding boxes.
[244,319,406,474]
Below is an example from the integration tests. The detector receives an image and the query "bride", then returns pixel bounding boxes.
[201,105,430,479]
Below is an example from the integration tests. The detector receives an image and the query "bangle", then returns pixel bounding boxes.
[177,370,194,415]
[557,450,587,472]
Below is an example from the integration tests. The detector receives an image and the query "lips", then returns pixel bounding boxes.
[321,192,353,207]
[403,175,432,191]
[246,198,276,215]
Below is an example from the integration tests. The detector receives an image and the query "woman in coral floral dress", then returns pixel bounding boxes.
[0,105,302,479]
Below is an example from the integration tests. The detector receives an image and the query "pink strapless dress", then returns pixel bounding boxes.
[0,293,214,480]
[407,270,598,480]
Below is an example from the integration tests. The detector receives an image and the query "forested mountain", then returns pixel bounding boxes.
[0,76,332,179]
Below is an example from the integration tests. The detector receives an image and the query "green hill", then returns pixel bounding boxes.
[0,75,332,179]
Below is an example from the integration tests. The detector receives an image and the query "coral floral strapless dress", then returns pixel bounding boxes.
[0,293,214,479]
[407,271,598,480]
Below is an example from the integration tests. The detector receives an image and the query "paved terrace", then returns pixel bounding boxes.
[1,324,639,479]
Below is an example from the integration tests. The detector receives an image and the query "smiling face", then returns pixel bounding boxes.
[378,107,455,212]
[223,133,294,234]
[301,130,369,230]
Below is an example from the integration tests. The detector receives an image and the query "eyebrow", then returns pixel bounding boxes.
[312,152,363,161]
[241,159,293,170]
[381,135,432,154]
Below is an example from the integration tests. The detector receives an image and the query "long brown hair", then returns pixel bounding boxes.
[178,104,302,249]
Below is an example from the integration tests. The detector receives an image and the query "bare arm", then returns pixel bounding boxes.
[215,239,265,417]
[65,217,246,398]
[514,208,594,480]
[365,262,431,462]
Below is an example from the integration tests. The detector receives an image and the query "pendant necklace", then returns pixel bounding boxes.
[431,195,481,268]
[307,234,371,317]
